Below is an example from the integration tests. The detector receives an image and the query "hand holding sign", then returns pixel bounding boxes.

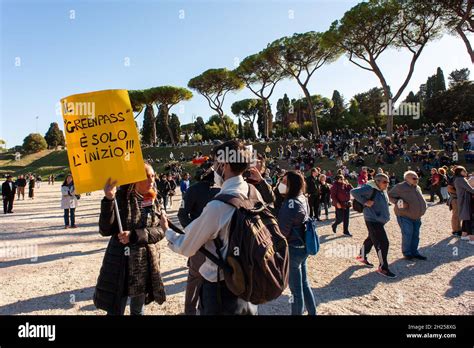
[104,177,118,200]
[118,231,130,244]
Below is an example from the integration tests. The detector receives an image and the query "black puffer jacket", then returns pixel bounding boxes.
[93,184,165,314]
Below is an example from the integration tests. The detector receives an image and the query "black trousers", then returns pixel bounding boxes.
[462,220,473,235]
[360,221,390,271]
[184,252,205,315]
[430,184,443,202]
[308,194,320,218]
[334,208,350,233]
[3,195,14,213]
[199,279,257,315]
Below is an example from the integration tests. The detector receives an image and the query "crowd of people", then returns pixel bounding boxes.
[1,173,45,214]
[91,133,474,317]
[2,121,473,316]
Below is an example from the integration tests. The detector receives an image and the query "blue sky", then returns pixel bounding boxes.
[1,0,472,147]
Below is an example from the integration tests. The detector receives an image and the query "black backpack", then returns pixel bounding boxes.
[352,188,377,213]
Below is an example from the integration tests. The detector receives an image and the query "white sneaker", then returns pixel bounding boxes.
[461,236,470,241]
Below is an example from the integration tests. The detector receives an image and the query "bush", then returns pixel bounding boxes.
[22,133,48,154]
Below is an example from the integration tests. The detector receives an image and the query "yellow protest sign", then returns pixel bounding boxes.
[60,89,146,194]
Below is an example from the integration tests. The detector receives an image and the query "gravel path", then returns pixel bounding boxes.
[0,183,472,315]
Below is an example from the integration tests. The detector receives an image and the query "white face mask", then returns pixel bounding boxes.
[278,182,287,194]
[213,164,225,188]
[214,171,224,188]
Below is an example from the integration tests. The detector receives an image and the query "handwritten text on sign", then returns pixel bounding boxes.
[61,89,146,194]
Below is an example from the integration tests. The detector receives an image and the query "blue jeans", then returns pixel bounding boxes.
[288,246,316,315]
[397,216,422,257]
[318,201,329,217]
[64,208,75,226]
[107,294,146,315]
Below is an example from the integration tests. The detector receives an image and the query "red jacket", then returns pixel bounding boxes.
[330,181,353,208]
[358,173,368,186]
[431,173,440,186]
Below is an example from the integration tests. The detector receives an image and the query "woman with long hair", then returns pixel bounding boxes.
[61,174,78,228]
[277,170,317,315]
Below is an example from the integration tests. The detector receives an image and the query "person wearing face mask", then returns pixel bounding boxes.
[243,154,275,206]
[351,174,395,278]
[177,162,221,315]
[94,163,166,315]
[277,171,317,315]
[273,171,287,216]
[161,140,264,315]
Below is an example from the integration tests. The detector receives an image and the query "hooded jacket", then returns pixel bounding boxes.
[351,181,390,224]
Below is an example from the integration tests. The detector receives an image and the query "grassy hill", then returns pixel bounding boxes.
[0,150,69,177]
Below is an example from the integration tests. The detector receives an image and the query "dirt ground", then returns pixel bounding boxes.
[0,183,472,315]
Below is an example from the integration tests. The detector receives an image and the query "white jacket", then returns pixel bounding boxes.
[61,185,78,209]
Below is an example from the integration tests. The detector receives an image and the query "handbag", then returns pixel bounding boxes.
[304,217,320,256]
[300,196,320,256]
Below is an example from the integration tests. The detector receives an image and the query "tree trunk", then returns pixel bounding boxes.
[219,111,230,139]
[301,86,320,137]
[262,99,268,139]
[456,27,474,64]
[144,104,157,146]
[385,96,394,136]
[161,104,175,145]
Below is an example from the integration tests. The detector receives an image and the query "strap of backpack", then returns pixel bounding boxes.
[212,184,259,211]
[213,238,224,311]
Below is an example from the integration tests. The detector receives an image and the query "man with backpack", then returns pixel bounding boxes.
[161,140,289,315]
[351,173,395,278]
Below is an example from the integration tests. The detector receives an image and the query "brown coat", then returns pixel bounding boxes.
[454,176,474,221]
[388,181,427,220]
